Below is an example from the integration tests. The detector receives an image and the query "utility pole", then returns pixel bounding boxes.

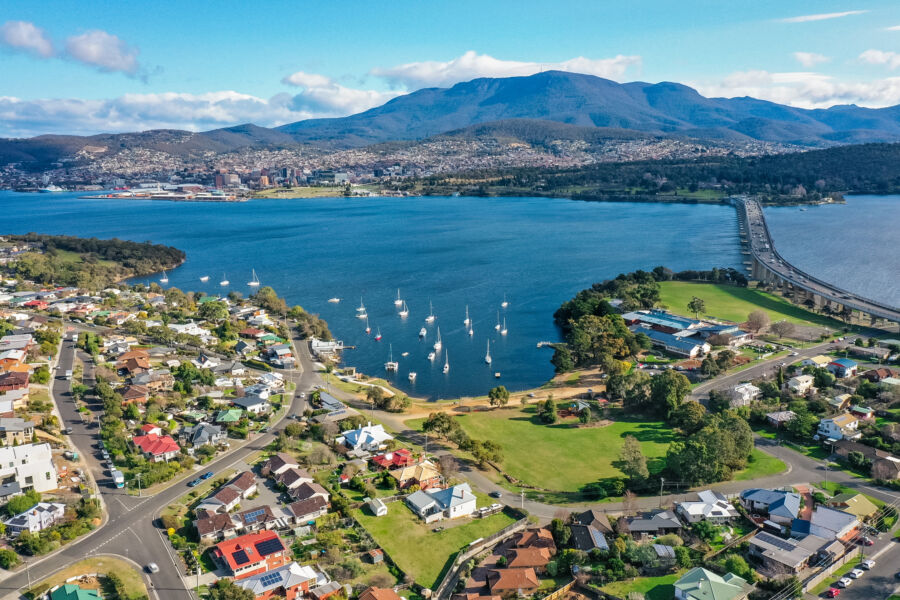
[135,472,143,497]
[520,490,525,510]
[424,433,428,456]
[659,477,665,508]
[26,559,31,589]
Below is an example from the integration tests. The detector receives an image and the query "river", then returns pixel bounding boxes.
[2,192,746,398]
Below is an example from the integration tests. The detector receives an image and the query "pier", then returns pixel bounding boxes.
[735,197,900,329]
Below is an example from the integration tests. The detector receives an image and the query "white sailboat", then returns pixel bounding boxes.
[419,327,427,338]
[425,300,435,323]
[408,371,417,381]
[501,294,509,308]
[468,319,474,336]
[356,297,366,312]
[219,273,229,286]
[401,351,409,357]
[384,345,398,372]
[200,275,210,282]
[485,340,492,364]
[428,351,436,361]
[500,317,507,335]
[433,327,442,350]
[328,297,340,303]
[394,289,403,306]
[248,269,260,287]
[494,311,501,331]
[365,316,371,334]
[159,269,169,284]
[443,350,450,373]
[463,305,470,326]
[399,300,409,318]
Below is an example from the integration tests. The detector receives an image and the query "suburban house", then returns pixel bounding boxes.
[212,530,290,580]
[197,471,258,513]
[674,568,750,600]
[371,448,415,470]
[801,355,832,368]
[849,346,890,361]
[747,532,840,575]
[817,413,861,441]
[675,490,740,524]
[389,460,442,490]
[194,509,239,542]
[849,405,875,421]
[337,422,393,453]
[487,568,540,597]
[791,506,858,541]
[0,443,57,492]
[766,411,796,428]
[514,528,557,552]
[216,408,244,424]
[787,375,815,395]
[231,394,270,414]
[275,467,314,491]
[359,587,404,600]
[4,502,66,536]
[119,384,150,405]
[132,433,181,462]
[573,509,615,536]
[828,358,858,379]
[570,522,609,552]
[619,510,682,540]
[235,505,280,533]
[235,562,325,600]
[288,481,330,504]
[739,489,801,524]
[0,417,34,445]
[829,394,853,411]
[873,456,900,480]
[286,496,329,524]
[50,584,100,600]
[406,483,477,523]
[729,383,761,407]
[826,493,879,520]
[180,423,225,447]
[506,548,553,573]
[261,452,299,477]
[863,368,897,382]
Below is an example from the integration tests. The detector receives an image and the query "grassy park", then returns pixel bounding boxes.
[26,557,148,600]
[733,449,787,481]
[410,407,674,491]
[658,281,845,330]
[354,495,517,589]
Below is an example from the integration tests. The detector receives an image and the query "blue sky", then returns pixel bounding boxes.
[2,0,900,136]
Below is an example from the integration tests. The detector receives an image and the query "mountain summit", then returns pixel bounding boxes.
[277,70,900,147]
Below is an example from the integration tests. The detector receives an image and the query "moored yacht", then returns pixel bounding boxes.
[219,273,229,286]
[399,300,409,318]
[425,300,435,323]
[485,340,492,365]
[494,311,501,331]
[200,275,210,282]
[328,297,340,303]
[385,344,398,372]
[374,327,382,341]
[463,305,470,326]
[443,350,449,373]
[394,289,403,306]
[248,269,260,287]
[408,371,417,381]
[433,327,442,350]
[501,294,509,308]
[159,269,169,284]
[419,327,427,338]
[501,317,507,335]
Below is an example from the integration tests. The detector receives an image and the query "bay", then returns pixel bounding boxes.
[1,191,742,399]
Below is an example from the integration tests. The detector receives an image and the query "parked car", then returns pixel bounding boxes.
[187,478,203,487]
[859,536,875,546]
[489,491,502,498]
[146,562,159,574]
[849,569,864,579]
[837,578,852,588]
[861,560,876,570]
[201,471,214,480]
[63,427,73,435]
[826,588,840,598]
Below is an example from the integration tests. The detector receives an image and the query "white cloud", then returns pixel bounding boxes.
[886,25,900,31]
[0,91,319,138]
[64,29,139,75]
[859,49,900,69]
[779,10,867,23]
[793,52,829,67]
[0,20,54,58]
[694,69,900,109]
[370,50,641,88]
[281,70,403,115]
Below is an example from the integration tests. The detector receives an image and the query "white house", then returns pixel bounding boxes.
[367,497,388,517]
[0,443,58,493]
[729,383,761,407]
[4,502,66,536]
[817,413,861,441]
[168,320,207,337]
[231,394,270,414]
[787,375,815,395]
[405,483,477,523]
[675,490,740,524]
[337,422,393,453]
[801,355,831,368]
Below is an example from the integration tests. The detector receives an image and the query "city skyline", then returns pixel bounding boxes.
[2,0,900,136]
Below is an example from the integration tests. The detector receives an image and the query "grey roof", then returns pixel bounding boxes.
[809,506,858,536]
[232,394,268,409]
[627,510,681,532]
[406,490,438,514]
[570,524,609,551]
[654,544,677,559]
[0,482,21,498]
[741,489,801,519]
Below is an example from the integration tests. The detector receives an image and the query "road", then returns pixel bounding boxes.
[0,329,319,599]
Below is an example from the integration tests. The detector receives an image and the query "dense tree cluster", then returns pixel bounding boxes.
[422,412,503,467]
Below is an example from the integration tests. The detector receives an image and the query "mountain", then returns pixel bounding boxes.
[277,71,900,147]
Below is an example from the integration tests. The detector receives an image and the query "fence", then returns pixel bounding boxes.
[802,549,861,592]
[702,527,760,561]
[542,579,577,600]
[432,517,529,600]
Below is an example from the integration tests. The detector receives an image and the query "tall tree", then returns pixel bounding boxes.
[617,435,649,482]
[770,320,795,339]
[746,310,770,333]
[488,386,510,407]
[687,296,706,319]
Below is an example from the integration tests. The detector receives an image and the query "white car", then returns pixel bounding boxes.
[849,569,865,579]
[146,562,159,574]
[837,578,852,588]
[861,560,876,570]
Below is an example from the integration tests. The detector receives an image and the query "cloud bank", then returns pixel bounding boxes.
[779,10,867,23]
[0,20,53,57]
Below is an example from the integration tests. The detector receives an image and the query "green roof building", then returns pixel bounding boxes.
[674,568,749,600]
[51,584,101,600]
[216,408,243,423]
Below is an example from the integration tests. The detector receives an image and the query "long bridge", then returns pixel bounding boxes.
[735,197,900,329]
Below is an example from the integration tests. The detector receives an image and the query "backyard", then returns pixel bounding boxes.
[658,281,846,330]
[600,570,686,600]
[354,495,518,589]
[409,407,674,491]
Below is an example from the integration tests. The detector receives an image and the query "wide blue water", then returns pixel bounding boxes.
[765,195,900,307]
[1,192,743,399]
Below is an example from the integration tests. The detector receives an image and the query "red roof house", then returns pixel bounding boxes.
[371,448,414,470]
[213,530,289,580]
[132,433,180,462]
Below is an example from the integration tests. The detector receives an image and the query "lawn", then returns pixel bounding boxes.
[810,558,862,595]
[734,449,787,481]
[602,570,686,600]
[409,408,674,491]
[657,281,845,330]
[26,557,147,600]
[354,497,517,589]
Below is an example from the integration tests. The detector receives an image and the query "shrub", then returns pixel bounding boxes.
[0,549,18,569]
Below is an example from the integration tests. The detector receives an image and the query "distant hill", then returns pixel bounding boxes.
[278,71,900,147]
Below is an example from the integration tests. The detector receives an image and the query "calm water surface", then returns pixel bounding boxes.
[1,192,744,398]
[765,195,900,307]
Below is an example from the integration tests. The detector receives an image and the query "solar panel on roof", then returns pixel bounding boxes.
[232,549,250,565]
[244,508,266,523]
[259,571,284,587]
[255,537,284,556]
[756,532,796,551]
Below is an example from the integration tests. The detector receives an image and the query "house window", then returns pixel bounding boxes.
[45,472,51,480]
[24,476,33,485]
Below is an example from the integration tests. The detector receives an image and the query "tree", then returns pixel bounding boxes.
[617,435,649,482]
[671,402,707,434]
[707,390,731,414]
[210,578,255,600]
[488,386,510,407]
[548,518,571,546]
[770,320,795,339]
[198,300,228,322]
[0,548,18,569]
[6,489,41,516]
[687,296,706,319]
[693,519,717,542]
[538,397,557,424]
[439,454,459,477]
[746,310,770,333]
[650,370,691,418]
